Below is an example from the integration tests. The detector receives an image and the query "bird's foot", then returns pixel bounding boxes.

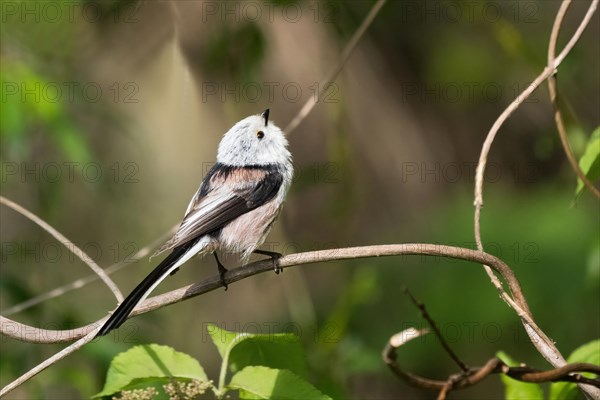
[214,254,229,290]
[218,263,228,290]
[254,250,283,274]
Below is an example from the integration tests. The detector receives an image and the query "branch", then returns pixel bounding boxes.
[0,245,523,387]
[1,243,543,396]
[2,244,529,343]
[404,289,469,372]
[547,0,600,199]
[1,224,178,316]
[0,326,101,398]
[383,322,600,400]
[474,0,598,209]
[386,290,600,399]
[383,334,600,400]
[284,0,387,134]
[472,0,598,371]
[0,196,123,303]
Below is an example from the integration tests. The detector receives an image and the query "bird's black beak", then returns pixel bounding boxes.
[261,109,270,126]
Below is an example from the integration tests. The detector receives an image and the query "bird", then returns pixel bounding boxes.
[96,109,293,337]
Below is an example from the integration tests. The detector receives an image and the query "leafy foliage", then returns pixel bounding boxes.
[497,341,600,400]
[549,339,600,400]
[229,366,330,400]
[496,351,544,400]
[207,323,308,378]
[94,344,208,399]
[98,326,331,399]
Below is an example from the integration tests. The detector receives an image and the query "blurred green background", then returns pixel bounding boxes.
[1,0,598,398]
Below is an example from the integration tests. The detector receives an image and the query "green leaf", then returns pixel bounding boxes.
[207,323,241,359]
[228,335,307,378]
[550,339,600,400]
[575,127,600,199]
[229,366,332,400]
[207,323,307,378]
[496,351,544,400]
[94,344,208,398]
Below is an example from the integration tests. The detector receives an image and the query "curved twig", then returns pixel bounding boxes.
[473,0,598,370]
[383,330,600,400]
[547,0,600,199]
[2,244,529,344]
[284,0,387,134]
[1,243,538,397]
[0,325,102,398]
[1,225,177,316]
[0,196,123,303]
[404,289,469,372]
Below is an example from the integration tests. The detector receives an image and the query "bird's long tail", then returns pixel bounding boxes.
[96,237,204,337]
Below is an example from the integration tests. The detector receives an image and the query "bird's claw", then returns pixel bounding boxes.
[214,254,229,291]
[218,263,228,291]
[273,257,282,274]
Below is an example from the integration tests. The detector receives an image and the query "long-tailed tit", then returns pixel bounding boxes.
[96,109,293,337]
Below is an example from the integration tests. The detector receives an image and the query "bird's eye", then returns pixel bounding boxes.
[257,130,265,139]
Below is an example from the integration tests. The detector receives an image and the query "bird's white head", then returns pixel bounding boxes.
[217,109,291,167]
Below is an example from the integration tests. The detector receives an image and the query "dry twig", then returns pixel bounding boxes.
[403,289,469,372]
[1,225,177,316]
[2,244,527,344]
[0,196,123,303]
[1,243,533,397]
[383,339,600,400]
[547,0,600,199]
[0,327,102,397]
[472,0,599,374]
[383,294,600,399]
[284,0,387,134]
